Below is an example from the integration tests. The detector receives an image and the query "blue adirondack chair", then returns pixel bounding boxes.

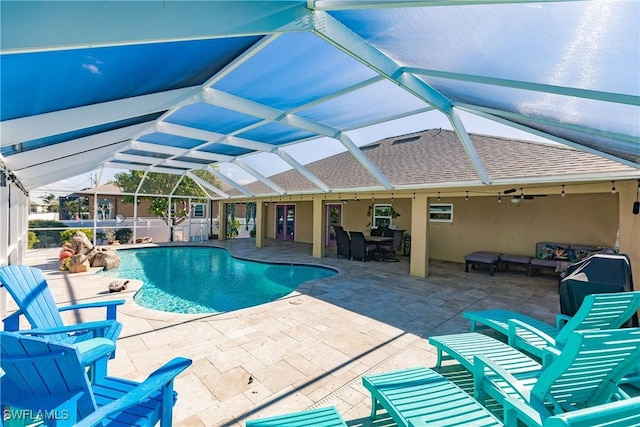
[0,264,125,378]
[0,265,124,342]
[0,331,192,427]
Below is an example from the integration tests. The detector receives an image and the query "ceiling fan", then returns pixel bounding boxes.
[503,188,548,203]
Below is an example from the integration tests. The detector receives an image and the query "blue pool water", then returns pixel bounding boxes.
[98,246,337,314]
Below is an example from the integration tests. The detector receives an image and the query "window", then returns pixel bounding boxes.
[96,198,113,220]
[429,204,453,222]
[373,204,393,228]
[192,203,206,218]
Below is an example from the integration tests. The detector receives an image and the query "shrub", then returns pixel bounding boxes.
[115,228,133,244]
[27,231,39,249]
[29,220,67,248]
[60,229,94,243]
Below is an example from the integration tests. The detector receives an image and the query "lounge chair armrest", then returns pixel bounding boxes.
[540,346,562,367]
[58,300,125,321]
[16,320,117,337]
[503,397,546,427]
[75,357,192,427]
[508,319,556,348]
[473,354,532,402]
[555,314,572,329]
[2,309,25,331]
[544,397,640,427]
[75,340,115,367]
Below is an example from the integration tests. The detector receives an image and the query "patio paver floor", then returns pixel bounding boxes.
[15,239,562,426]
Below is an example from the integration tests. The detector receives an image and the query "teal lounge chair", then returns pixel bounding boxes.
[473,328,640,424]
[0,331,192,427]
[362,366,640,427]
[246,406,347,427]
[362,366,503,427]
[464,292,640,358]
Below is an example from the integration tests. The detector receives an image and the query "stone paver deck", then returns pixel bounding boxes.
[14,239,561,426]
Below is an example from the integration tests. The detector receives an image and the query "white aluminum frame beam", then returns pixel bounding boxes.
[233,159,285,195]
[275,148,330,192]
[129,141,233,163]
[406,68,640,106]
[1,87,200,146]
[17,143,131,188]
[186,171,230,199]
[448,108,491,183]
[206,166,254,198]
[457,104,640,170]
[311,11,490,184]
[156,122,275,152]
[4,124,147,171]
[204,87,394,189]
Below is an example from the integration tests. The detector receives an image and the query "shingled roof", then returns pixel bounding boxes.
[224,129,638,197]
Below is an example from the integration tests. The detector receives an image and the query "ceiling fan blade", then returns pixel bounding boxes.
[503,188,517,194]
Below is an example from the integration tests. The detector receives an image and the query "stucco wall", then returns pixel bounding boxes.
[293,202,314,243]
[340,198,413,233]
[427,193,619,262]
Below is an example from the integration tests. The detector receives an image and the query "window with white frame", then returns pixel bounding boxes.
[429,203,453,222]
[373,204,393,228]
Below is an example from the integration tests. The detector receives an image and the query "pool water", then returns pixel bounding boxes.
[98,246,337,314]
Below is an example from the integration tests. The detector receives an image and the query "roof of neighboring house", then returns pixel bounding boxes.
[223,129,638,197]
[74,183,123,195]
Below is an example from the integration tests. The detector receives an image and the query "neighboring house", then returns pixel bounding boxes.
[218,129,639,277]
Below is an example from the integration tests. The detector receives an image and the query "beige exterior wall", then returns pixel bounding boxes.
[617,180,640,284]
[427,192,619,262]
[293,202,314,243]
[338,198,413,233]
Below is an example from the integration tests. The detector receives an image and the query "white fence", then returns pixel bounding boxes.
[30,216,256,245]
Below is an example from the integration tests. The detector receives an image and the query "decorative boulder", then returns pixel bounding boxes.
[71,231,94,255]
[91,249,121,270]
[68,254,91,273]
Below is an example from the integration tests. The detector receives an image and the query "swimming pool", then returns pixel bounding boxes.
[98,246,337,314]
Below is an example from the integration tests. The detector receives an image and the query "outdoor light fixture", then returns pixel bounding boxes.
[561,185,565,197]
[511,198,520,205]
[497,193,502,203]
[611,181,616,194]
[465,191,469,201]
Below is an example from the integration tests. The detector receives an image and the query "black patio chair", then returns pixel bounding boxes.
[380,230,404,262]
[349,231,377,262]
[335,227,351,259]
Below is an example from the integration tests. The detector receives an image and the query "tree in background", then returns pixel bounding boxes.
[112,170,220,241]
[42,193,59,212]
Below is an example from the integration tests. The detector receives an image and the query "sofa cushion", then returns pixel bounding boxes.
[536,242,570,260]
